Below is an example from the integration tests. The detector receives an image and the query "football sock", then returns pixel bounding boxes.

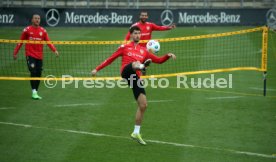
[32,89,37,94]
[133,125,140,134]
[139,64,145,70]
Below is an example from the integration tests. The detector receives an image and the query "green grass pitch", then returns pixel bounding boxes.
[0,26,275,162]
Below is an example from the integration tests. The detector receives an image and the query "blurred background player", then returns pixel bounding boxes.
[91,26,176,145]
[13,14,59,100]
[125,11,176,47]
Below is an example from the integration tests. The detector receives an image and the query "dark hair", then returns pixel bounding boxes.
[129,26,141,34]
[30,14,40,22]
[32,14,40,18]
[140,11,148,15]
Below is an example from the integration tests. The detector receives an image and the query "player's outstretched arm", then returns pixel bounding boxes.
[148,52,176,64]
[91,69,97,76]
[13,43,23,60]
[168,23,176,29]
[91,45,123,76]
[13,28,28,60]
[54,50,59,57]
[167,53,176,60]
[151,23,176,31]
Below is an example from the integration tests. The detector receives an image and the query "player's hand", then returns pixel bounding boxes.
[168,53,176,60]
[169,23,176,29]
[54,50,59,57]
[13,55,17,60]
[91,69,97,76]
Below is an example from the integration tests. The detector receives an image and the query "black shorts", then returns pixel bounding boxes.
[121,63,146,100]
[26,56,43,74]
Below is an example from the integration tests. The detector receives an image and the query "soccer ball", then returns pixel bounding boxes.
[146,40,160,54]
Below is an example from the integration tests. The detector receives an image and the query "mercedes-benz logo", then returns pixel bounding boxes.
[46,9,60,27]
[161,10,174,26]
[266,8,276,29]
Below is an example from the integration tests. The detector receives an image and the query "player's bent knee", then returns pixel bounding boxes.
[137,93,147,111]
[138,100,147,111]
[139,102,147,109]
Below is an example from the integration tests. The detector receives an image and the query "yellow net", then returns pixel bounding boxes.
[0,26,268,80]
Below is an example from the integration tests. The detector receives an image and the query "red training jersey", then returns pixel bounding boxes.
[125,22,171,47]
[13,25,57,60]
[95,42,170,77]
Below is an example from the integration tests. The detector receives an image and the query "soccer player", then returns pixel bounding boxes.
[13,14,59,100]
[91,26,176,145]
[125,11,176,47]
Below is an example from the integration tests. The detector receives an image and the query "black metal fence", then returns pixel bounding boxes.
[0,0,275,9]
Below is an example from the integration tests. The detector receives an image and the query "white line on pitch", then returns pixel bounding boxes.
[0,122,31,127]
[147,100,174,103]
[54,100,174,107]
[250,87,276,91]
[0,121,275,159]
[207,96,243,100]
[0,107,15,110]
[146,140,274,159]
[54,103,103,107]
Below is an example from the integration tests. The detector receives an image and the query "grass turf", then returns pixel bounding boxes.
[0,26,275,162]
